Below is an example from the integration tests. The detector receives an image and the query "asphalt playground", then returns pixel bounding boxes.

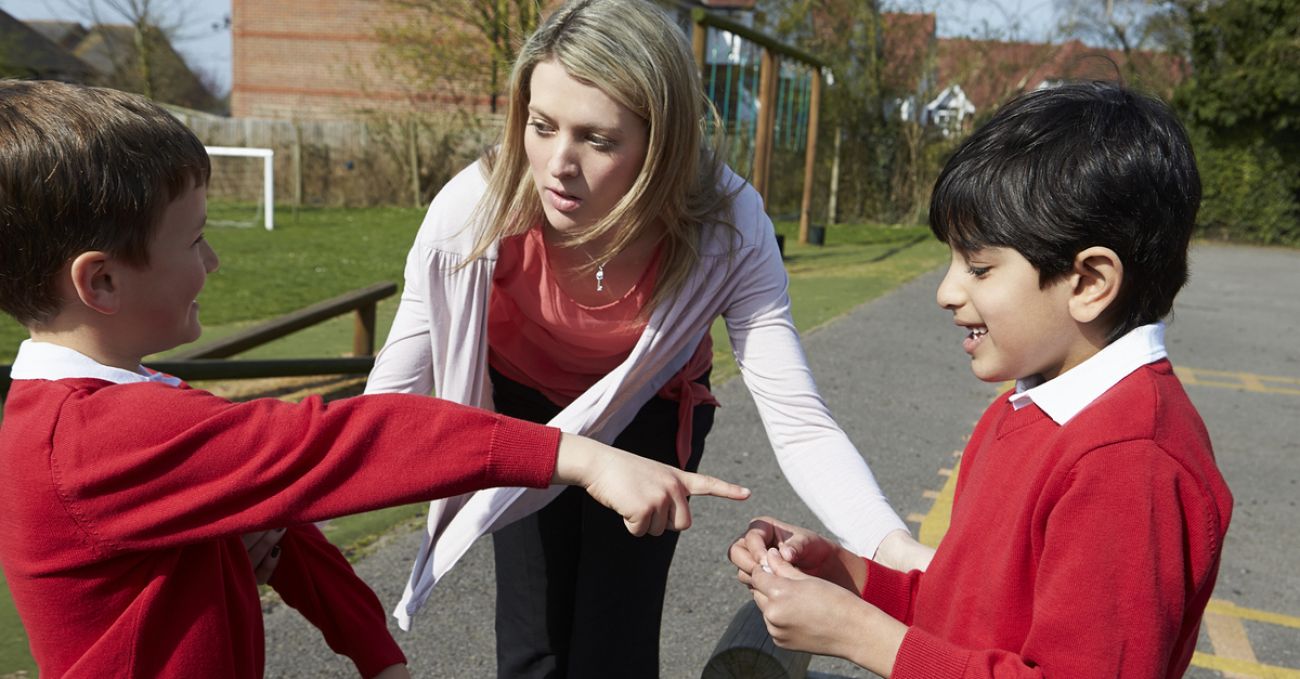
[263,242,1300,678]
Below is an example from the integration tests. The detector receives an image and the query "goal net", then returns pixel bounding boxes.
[205,146,275,231]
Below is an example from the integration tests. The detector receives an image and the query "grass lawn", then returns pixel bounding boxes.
[0,207,946,674]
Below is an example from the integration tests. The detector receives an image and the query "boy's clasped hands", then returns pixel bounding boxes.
[729,517,908,677]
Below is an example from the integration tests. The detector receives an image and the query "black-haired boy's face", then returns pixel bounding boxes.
[936,245,1090,383]
[112,184,218,357]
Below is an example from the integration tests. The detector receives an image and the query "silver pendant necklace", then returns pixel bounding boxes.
[595,262,606,292]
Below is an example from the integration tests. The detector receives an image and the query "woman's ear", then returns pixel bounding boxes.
[68,251,121,315]
[1068,246,1123,324]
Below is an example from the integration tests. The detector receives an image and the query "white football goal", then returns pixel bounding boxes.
[205,146,275,231]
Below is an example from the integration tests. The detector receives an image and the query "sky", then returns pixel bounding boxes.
[0,0,233,94]
[0,0,1060,101]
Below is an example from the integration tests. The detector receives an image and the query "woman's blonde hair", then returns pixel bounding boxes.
[468,0,734,310]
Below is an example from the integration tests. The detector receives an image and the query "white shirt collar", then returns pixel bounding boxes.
[1009,323,1167,425]
[10,340,182,387]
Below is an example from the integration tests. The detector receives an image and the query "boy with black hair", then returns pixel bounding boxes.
[729,81,1233,677]
[0,79,748,678]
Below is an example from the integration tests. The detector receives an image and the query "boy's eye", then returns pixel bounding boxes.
[967,266,991,278]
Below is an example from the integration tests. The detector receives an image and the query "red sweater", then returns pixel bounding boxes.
[0,378,560,677]
[862,361,1232,678]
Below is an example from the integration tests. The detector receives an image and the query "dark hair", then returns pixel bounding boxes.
[0,79,210,326]
[929,81,1201,341]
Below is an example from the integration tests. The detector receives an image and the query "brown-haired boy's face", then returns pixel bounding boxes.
[112,184,218,356]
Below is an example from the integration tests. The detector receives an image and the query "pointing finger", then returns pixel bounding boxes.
[682,471,750,500]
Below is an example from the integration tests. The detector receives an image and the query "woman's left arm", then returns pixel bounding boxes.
[720,195,930,570]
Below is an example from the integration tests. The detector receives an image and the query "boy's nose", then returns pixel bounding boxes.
[202,241,220,274]
[936,260,963,310]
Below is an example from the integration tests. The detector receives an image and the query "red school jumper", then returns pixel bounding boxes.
[0,375,559,677]
[862,360,1233,678]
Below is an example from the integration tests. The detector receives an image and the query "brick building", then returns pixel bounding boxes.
[231,1,435,119]
[230,0,760,121]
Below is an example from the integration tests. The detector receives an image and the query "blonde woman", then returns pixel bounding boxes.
[366,0,932,675]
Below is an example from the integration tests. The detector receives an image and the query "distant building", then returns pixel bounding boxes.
[880,11,1186,133]
[0,10,221,113]
[230,0,512,120]
[230,0,759,121]
[0,11,96,82]
[72,23,221,112]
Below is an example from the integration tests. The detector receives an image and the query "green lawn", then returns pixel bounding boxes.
[0,208,946,674]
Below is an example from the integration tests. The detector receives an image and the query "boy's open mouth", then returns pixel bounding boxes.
[962,326,987,354]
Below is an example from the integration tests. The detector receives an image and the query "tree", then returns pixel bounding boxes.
[373,0,543,113]
[1175,0,1300,243]
[56,0,220,111]
[1054,0,1191,96]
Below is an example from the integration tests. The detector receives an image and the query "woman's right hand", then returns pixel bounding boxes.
[552,433,750,536]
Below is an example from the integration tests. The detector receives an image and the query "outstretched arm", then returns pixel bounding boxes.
[554,433,750,535]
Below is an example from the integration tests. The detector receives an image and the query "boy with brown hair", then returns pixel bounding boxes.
[0,79,747,678]
[729,82,1233,678]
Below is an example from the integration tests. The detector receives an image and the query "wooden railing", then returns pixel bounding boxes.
[1,281,396,401]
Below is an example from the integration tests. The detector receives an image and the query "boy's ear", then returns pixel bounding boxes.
[68,251,122,315]
[1067,246,1123,324]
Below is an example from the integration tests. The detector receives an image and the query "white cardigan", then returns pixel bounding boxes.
[366,162,907,629]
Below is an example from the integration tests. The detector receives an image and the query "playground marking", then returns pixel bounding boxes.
[1190,653,1300,678]
[1176,367,1300,396]
[915,455,1300,676]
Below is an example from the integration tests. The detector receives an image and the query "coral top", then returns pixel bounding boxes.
[489,225,715,467]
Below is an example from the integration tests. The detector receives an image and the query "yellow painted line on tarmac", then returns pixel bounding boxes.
[1208,600,1300,630]
[1176,367,1300,396]
[1204,608,1260,679]
[1191,652,1300,678]
[916,459,959,548]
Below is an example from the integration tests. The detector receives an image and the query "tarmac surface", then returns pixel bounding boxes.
[263,242,1300,678]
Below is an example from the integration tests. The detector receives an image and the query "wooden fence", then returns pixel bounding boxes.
[174,111,503,209]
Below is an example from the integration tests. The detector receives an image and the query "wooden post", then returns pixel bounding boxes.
[828,126,842,226]
[292,120,304,208]
[408,117,421,208]
[692,21,707,74]
[353,302,377,357]
[752,48,776,205]
[702,601,810,679]
[797,70,822,245]
[761,52,780,207]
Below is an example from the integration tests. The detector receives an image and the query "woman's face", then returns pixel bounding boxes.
[524,59,648,236]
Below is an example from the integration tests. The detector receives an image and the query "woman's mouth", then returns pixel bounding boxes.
[546,187,581,213]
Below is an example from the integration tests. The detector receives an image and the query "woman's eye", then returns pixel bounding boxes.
[527,120,553,135]
[588,136,615,151]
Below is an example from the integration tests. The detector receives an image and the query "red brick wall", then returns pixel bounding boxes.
[231,0,495,120]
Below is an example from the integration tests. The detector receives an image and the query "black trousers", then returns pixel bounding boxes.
[489,367,715,679]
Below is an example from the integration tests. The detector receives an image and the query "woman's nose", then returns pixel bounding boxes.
[548,139,578,178]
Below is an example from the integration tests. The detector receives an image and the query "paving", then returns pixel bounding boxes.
[263,242,1300,678]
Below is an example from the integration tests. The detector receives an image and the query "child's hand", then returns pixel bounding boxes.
[553,433,750,536]
[730,516,843,587]
[750,548,905,675]
[241,528,286,584]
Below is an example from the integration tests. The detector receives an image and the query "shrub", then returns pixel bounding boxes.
[1192,131,1299,245]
